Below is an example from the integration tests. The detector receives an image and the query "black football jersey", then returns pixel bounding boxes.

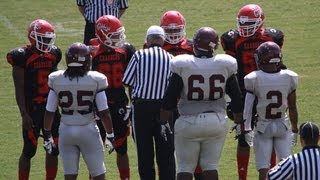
[7,45,62,105]
[162,39,194,56]
[143,38,194,56]
[91,43,135,103]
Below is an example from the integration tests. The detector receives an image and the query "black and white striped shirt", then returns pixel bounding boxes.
[268,146,320,180]
[122,45,173,100]
[76,0,128,22]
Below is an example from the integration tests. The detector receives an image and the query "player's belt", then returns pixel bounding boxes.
[202,111,215,114]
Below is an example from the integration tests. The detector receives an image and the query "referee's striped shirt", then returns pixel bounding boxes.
[76,0,128,22]
[122,45,173,100]
[268,146,320,180]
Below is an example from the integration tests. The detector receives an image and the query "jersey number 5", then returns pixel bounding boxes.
[187,74,225,101]
[59,90,94,115]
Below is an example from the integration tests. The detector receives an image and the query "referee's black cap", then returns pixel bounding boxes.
[299,121,319,141]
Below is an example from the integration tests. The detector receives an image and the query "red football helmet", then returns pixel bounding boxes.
[28,19,56,53]
[254,41,282,71]
[65,42,91,68]
[160,10,186,44]
[95,15,125,48]
[237,4,265,37]
[193,27,219,57]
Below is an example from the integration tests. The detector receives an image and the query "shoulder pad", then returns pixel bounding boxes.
[264,28,284,47]
[123,42,136,53]
[6,47,28,66]
[49,70,64,79]
[220,29,239,53]
[221,29,239,43]
[49,46,62,60]
[88,71,108,90]
[185,39,194,46]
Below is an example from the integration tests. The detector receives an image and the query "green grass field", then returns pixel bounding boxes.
[0,0,319,179]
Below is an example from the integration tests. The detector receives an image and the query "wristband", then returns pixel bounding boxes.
[106,132,114,138]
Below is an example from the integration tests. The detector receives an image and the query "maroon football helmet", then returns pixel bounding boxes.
[65,42,91,69]
[193,27,219,57]
[254,41,282,72]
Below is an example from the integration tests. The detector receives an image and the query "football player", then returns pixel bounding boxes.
[160,10,194,56]
[160,10,205,180]
[90,15,135,180]
[243,41,298,180]
[43,42,115,180]
[7,19,61,180]
[161,27,243,180]
[220,4,285,179]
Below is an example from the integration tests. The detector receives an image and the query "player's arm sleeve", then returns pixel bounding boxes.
[95,91,109,111]
[53,47,62,71]
[288,72,299,132]
[273,30,284,48]
[7,48,26,68]
[226,74,243,113]
[289,72,298,93]
[220,31,236,57]
[96,73,108,92]
[122,53,138,87]
[162,73,183,111]
[266,28,284,48]
[46,90,58,112]
[124,43,136,65]
[12,66,28,116]
[243,92,255,131]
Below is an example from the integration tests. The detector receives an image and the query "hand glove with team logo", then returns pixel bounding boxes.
[105,132,115,154]
[160,122,173,142]
[291,132,298,147]
[43,129,56,155]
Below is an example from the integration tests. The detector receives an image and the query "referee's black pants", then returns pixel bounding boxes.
[132,100,175,180]
[83,20,96,45]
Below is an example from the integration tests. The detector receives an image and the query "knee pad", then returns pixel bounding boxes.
[238,133,250,147]
[115,141,127,155]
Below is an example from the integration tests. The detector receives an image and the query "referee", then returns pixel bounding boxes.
[76,0,128,44]
[268,121,320,180]
[122,25,175,180]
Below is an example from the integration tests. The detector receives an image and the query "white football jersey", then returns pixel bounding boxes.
[170,54,237,115]
[244,69,298,121]
[48,70,108,125]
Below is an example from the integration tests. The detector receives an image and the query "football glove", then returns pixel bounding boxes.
[160,122,173,142]
[105,132,115,154]
[43,129,56,155]
[231,123,254,147]
[123,106,132,127]
[291,132,298,147]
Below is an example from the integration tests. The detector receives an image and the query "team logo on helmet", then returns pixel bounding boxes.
[253,7,263,18]
[96,23,110,31]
